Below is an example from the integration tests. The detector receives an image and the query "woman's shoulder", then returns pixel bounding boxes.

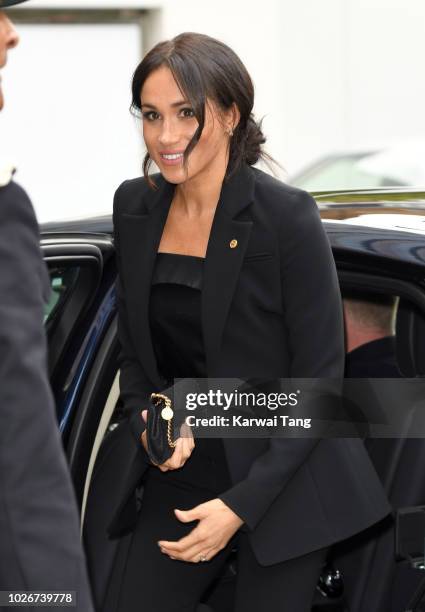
[113,173,163,216]
[250,166,318,224]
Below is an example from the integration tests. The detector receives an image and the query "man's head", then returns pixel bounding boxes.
[0,0,28,110]
[343,290,399,353]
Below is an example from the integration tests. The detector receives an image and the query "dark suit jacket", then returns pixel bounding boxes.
[0,179,94,609]
[345,336,401,378]
[111,162,391,566]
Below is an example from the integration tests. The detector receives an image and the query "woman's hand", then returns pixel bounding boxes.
[141,410,195,472]
[158,498,244,563]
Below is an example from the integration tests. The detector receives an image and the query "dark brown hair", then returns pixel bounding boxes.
[131,32,278,187]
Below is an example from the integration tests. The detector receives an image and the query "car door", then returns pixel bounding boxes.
[41,235,115,434]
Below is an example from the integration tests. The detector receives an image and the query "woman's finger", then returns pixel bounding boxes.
[191,548,217,563]
[180,421,195,456]
[171,437,185,468]
[163,437,184,470]
[180,434,193,464]
[155,427,195,471]
[187,545,214,563]
[179,420,193,440]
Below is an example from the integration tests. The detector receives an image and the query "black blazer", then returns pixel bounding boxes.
[111,162,391,566]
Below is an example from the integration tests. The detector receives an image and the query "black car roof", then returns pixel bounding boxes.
[41,214,113,236]
[40,187,425,234]
[39,188,425,275]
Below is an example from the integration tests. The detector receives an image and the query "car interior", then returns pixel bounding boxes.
[44,257,425,612]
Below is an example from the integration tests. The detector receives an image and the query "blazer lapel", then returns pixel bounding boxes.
[202,163,255,373]
[120,163,255,385]
[119,177,175,389]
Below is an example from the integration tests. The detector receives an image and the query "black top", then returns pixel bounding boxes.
[150,253,205,382]
[147,252,232,494]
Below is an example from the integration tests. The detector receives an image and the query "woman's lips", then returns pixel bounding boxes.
[159,152,184,166]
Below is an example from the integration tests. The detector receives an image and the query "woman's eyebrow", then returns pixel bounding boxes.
[141,100,189,109]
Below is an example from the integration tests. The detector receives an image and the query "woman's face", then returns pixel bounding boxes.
[140,65,235,185]
[0,11,19,110]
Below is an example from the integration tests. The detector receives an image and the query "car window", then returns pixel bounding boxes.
[293,156,392,191]
[44,266,80,325]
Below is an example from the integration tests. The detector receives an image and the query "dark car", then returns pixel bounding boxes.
[40,188,425,612]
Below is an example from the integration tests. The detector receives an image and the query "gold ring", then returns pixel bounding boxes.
[199,554,207,562]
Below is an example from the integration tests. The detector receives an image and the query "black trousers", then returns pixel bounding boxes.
[105,440,328,612]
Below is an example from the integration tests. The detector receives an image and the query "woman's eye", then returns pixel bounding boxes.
[142,111,159,121]
[180,108,195,118]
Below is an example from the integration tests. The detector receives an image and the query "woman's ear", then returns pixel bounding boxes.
[223,103,240,134]
[229,103,241,132]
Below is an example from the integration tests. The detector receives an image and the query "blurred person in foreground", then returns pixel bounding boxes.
[0,2,94,608]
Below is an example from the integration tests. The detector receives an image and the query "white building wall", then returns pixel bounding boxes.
[346,0,425,150]
[0,21,142,221]
[1,0,425,220]
[158,0,425,174]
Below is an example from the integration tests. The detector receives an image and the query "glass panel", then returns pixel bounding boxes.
[44,266,80,324]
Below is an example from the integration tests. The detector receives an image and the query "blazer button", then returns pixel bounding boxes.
[229,239,238,248]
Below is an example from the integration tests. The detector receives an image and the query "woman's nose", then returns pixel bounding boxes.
[158,118,180,146]
[5,17,19,50]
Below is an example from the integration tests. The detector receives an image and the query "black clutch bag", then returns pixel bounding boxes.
[146,392,178,465]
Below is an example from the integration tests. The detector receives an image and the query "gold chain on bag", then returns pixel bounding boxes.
[150,392,177,448]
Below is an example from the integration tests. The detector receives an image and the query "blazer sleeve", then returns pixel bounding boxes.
[218,191,345,531]
[113,182,152,447]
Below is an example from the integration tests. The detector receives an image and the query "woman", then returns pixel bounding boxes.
[109,32,391,611]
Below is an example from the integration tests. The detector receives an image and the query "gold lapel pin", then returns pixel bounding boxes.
[229,239,238,249]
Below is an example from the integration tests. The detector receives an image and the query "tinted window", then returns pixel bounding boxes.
[44,266,80,324]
